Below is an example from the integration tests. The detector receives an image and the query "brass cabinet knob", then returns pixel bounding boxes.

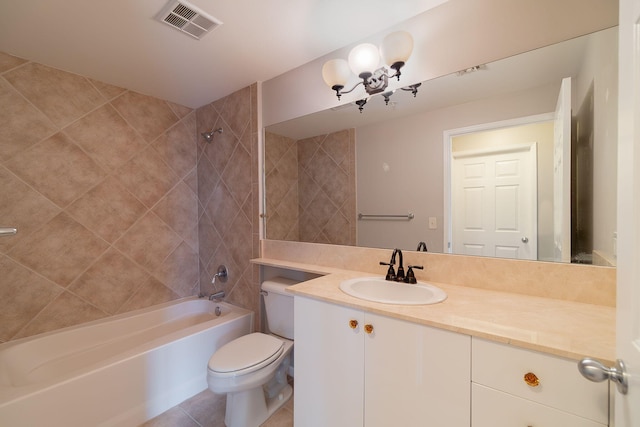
[524,372,540,387]
[364,324,374,334]
[349,319,358,329]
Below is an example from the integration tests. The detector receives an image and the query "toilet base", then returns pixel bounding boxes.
[224,383,292,427]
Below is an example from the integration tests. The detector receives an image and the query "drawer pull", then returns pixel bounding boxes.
[523,372,540,387]
[364,324,374,334]
[349,319,358,329]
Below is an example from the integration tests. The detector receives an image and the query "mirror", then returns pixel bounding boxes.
[264,27,618,266]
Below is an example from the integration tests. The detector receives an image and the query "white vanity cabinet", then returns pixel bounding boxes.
[294,296,471,427]
[471,338,609,427]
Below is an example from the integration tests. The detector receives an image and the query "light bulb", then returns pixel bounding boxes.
[322,59,351,89]
[380,31,413,69]
[348,43,380,79]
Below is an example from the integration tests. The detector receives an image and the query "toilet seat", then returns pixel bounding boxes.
[208,333,284,378]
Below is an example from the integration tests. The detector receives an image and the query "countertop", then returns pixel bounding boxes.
[253,257,616,364]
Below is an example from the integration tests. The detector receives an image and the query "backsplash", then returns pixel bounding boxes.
[261,239,616,307]
[0,51,259,343]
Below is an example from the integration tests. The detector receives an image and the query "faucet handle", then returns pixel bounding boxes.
[404,265,424,284]
[379,261,396,281]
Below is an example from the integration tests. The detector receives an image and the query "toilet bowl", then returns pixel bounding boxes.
[207,277,298,427]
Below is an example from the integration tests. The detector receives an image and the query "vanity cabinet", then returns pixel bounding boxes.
[294,296,471,427]
[471,338,609,427]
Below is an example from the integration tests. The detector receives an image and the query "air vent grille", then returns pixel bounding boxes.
[156,0,222,40]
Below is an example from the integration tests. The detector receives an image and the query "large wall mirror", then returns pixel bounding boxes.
[264,26,618,266]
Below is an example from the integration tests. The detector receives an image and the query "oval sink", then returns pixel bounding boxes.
[339,277,447,305]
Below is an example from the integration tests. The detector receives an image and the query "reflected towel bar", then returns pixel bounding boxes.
[0,227,17,236]
[358,213,414,220]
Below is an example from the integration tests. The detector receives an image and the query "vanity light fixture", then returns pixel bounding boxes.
[322,31,414,102]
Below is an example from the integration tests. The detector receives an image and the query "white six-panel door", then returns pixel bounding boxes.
[451,143,537,260]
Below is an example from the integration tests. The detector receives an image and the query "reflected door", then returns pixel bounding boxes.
[452,144,537,260]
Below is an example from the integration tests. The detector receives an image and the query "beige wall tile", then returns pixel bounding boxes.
[111,91,179,142]
[4,62,103,128]
[0,53,209,342]
[6,133,107,207]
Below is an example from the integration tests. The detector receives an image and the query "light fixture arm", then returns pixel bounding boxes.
[333,66,403,100]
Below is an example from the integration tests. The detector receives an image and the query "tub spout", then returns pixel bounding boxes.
[209,290,225,301]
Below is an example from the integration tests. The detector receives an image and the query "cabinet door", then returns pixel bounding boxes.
[364,313,471,427]
[294,297,364,427]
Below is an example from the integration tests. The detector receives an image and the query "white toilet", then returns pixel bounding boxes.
[207,277,298,427]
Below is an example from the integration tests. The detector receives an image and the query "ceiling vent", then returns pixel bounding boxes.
[156,0,222,40]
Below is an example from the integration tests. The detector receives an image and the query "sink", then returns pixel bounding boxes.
[339,277,447,305]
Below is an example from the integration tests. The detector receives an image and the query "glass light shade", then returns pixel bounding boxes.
[322,58,351,88]
[348,43,380,78]
[380,31,414,67]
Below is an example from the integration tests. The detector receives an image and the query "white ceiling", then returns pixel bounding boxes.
[0,0,447,108]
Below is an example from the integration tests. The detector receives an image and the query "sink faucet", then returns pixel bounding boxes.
[380,249,406,282]
[393,249,405,282]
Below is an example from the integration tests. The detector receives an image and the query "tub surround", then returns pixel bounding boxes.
[256,239,616,364]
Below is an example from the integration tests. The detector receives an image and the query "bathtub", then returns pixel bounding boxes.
[0,297,253,426]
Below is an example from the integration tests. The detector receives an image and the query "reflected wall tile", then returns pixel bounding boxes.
[65,104,147,171]
[0,255,62,341]
[66,176,147,243]
[6,132,107,207]
[8,212,109,286]
[68,248,150,314]
[4,62,103,128]
[15,291,108,339]
[111,91,179,142]
[0,78,56,161]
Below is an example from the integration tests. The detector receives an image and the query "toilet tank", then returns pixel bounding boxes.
[261,277,299,340]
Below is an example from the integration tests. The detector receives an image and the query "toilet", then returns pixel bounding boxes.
[207,277,298,427]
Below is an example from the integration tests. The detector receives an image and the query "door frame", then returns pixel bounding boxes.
[443,112,554,254]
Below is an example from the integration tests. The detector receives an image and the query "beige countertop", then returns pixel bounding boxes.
[253,257,616,365]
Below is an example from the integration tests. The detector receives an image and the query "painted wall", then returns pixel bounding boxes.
[356,83,559,252]
[262,0,617,127]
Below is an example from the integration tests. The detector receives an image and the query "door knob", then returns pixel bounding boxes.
[521,237,529,243]
[578,358,628,394]
[364,324,374,334]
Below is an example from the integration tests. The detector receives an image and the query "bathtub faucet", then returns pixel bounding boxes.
[209,290,225,301]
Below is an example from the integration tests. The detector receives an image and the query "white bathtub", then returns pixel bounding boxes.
[0,297,253,426]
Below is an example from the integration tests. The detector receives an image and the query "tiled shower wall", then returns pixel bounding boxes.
[265,129,356,246]
[0,51,259,343]
[195,84,260,321]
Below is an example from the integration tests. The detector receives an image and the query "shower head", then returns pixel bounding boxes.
[201,127,223,142]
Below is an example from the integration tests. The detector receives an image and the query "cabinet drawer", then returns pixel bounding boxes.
[472,338,608,424]
[472,384,607,427]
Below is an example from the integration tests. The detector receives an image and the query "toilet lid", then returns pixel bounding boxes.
[208,333,284,375]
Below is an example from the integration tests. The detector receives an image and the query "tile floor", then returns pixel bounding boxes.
[141,387,293,427]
